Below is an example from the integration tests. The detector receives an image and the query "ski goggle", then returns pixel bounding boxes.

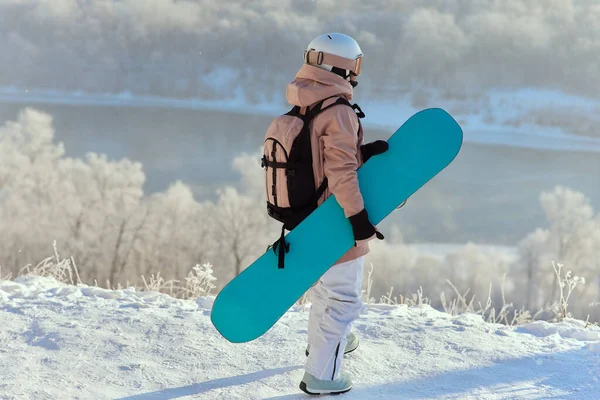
[304,50,363,76]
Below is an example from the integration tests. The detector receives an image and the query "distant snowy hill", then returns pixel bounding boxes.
[2,88,600,153]
[1,276,599,399]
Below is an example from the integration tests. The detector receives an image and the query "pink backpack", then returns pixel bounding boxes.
[261,96,364,268]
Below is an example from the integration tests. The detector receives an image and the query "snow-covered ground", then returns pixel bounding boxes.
[1,276,599,399]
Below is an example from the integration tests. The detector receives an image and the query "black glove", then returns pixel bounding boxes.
[360,140,389,163]
[348,209,384,244]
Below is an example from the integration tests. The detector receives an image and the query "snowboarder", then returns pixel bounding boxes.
[269,32,388,395]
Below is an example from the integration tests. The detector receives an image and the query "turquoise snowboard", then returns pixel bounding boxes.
[211,108,463,343]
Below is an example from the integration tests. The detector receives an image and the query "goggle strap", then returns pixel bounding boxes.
[304,50,362,75]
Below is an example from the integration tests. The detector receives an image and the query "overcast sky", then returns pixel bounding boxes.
[1,0,599,136]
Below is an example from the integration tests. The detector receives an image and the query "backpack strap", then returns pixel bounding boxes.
[284,96,363,208]
[287,96,365,121]
[302,97,329,120]
[286,105,301,117]
[261,157,294,172]
[272,225,289,269]
[272,179,328,270]
[311,178,328,204]
[319,97,365,119]
[351,103,365,119]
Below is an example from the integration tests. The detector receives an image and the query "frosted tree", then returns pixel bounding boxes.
[62,152,145,283]
[364,239,418,301]
[539,186,596,307]
[516,228,550,310]
[0,108,146,284]
[231,147,265,201]
[212,186,276,280]
[207,149,280,281]
[0,108,279,288]
[0,108,69,272]
[442,243,512,308]
[129,181,214,283]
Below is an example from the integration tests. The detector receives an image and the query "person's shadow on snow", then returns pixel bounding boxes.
[264,348,598,400]
[114,365,302,400]
[115,348,597,400]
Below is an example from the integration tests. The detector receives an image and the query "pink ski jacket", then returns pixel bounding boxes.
[285,64,369,264]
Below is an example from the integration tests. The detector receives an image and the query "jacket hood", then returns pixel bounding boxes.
[285,64,353,108]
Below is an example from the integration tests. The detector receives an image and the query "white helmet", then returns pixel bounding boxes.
[304,33,363,86]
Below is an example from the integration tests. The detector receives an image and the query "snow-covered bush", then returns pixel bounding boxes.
[18,241,81,286]
[182,263,217,298]
[138,263,217,299]
[551,261,586,321]
[510,186,599,320]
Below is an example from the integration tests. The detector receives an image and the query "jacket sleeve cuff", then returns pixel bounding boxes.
[348,208,376,241]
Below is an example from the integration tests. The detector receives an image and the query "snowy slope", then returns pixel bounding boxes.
[0,276,599,399]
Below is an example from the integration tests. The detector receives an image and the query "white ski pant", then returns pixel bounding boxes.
[305,256,364,380]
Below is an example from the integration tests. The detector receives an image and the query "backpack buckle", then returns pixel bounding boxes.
[285,168,296,177]
[352,104,365,119]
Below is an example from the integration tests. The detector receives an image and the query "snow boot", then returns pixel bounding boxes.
[305,331,359,357]
[299,371,353,395]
